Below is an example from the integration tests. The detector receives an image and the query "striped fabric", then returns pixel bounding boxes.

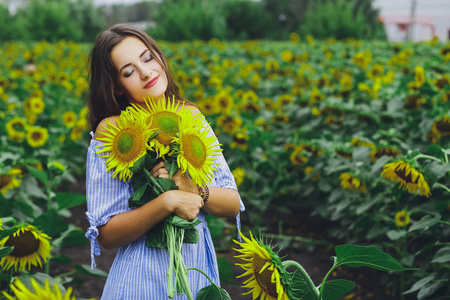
[85,126,245,299]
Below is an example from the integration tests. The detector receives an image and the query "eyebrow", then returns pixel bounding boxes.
[119,49,150,73]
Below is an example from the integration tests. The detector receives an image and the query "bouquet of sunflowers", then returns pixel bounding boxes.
[95,97,228,300]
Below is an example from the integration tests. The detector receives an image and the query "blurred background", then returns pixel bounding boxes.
[1,0,449,43]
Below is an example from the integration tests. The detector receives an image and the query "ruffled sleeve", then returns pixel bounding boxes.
[205,124,245,240]
[84,132,134,269]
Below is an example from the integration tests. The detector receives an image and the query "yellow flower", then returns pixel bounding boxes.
[0,169,22,195]
[289,32,301,43]
[2,278,75,300]
[277,95,293,106]
[430,115,450,142]
[0,224,52,272]
[370,147,401,162]
[289,148,308,166]
[144,97,194,157]
[232,167,245,187]
[395,210,411,227]
[29,97,45,114]
[350,137,375,149]
[96,108,154,181]
[174,118,222,187]
[381,160,431,197]
[217,115,242,134]
[265,60,280,72]
[6,117,27,142]
[339,172,367,193]
[281,50,294,62]
[231,132,249,151]
[366,64,384,80]
[408,65,426,90]
[339,74,353,91]
[234,231,290,300]
[214,91,234,115]
[26,127,49,148]
[62,111,77,128]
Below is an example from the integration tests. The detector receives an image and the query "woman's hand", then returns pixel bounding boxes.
[150,161,199,195]
[165,190,203,221]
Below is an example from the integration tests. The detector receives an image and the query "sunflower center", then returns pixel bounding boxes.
[0,175,12,189]
[253,255,278,298]
[31,131,42,141]
[114,129,143,162]
[394,164,419,184]
[152,112,179,145]
[182,134,206,168]
[5,231,40,257]
[12,122,24,132]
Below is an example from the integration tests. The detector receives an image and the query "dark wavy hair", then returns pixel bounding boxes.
[87,23,191,131]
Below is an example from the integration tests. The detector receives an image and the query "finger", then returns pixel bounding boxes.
[151,161,166,174]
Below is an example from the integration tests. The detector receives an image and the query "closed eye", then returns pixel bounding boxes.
[143,54,153,62]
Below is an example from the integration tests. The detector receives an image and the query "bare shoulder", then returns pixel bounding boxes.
[183,103,202,117]
[94,115,120,140]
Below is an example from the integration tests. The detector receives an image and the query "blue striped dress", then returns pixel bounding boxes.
[85,128,245,300]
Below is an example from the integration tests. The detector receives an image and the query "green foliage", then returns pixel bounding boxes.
[67,0,108,42]
[222,0,275,40]
[299,0,368,40]
[149,0,227,41]
[17,0,83,42]
[0,4,27,41]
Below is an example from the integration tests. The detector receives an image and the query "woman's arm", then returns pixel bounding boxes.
[97,190,203,249]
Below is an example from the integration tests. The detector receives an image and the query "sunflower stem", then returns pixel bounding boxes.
[318,257,338,300]
[434,182,450,193]
[187,267,215,286]
[282,260,320,300]
[412,154,442,162]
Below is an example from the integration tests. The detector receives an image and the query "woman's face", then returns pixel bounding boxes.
[111,36,168,107]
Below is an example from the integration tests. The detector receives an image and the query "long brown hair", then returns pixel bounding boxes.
[87,23,191,131]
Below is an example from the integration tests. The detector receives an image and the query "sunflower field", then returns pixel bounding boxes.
[1,35,450,299]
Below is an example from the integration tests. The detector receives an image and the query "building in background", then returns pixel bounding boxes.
[373,0,450,41]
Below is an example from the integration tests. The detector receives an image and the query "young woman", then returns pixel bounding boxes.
[85,24,244,299]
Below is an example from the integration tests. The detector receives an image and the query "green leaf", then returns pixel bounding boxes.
[334,244,412,271]
[33,209,68,237]
[387,230,407,240]
[168,215,201,229]
[129,155,146,173]
[0,226,20,240]
[50,255,72,265]
[418,282,445,299]
[26,165,48,185]
[59,229,89,247]
[128,183,149,207]
[0,246,13,258]
[322,279,355,300]
[196,284,231,300]
[183,227,200,244]
[423,161,449,184]
[431,246,450,263]
[288,272,316,300]
[207,216,225,240]
[56,193,86,211]
[165,158,179,179]
[408,214,441,232]
[403,275,434,294]
[217,257,234,284]
[145,221,167,249]
[74,264,108,277]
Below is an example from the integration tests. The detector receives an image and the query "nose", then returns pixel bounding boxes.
[141,71,151,80]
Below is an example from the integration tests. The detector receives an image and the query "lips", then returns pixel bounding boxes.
[144,76,159,89]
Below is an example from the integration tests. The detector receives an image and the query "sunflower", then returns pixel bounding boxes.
[0,169,22,195]
[26,127,49,148]
[143,97,195,157]
[395,210,411,227]
[381,160,431,197]
[62,111,77,128]
[234,231,289,300]
[289,148,308,166]
[339,172,367,193]
[0,224,52,272]
[217,115,243,135]
[281,50,294,62]
[96,108,154,181]
[232,167,245,187]
[29,96,45,115]
[370,146,401,162]
[174,118,222,187]
[231,132,249,151]
[6,117,27,142]
[2,278,75,300]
